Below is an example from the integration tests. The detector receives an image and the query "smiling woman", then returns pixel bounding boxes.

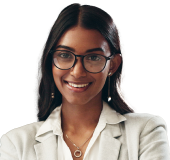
[0,3,170,160]
[38,5,133,122]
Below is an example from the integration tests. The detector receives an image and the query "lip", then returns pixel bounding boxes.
[64,80,92,84]
[64,80,92,92]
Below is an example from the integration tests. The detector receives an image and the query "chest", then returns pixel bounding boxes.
[64,135,90,160]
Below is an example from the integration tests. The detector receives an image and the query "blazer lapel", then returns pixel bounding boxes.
[98,123,122,160]
[34,132,58,160]
[33,102,125,160]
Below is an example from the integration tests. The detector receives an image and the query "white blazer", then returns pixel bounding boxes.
[0,102,170,160]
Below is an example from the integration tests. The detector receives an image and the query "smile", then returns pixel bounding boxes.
[65,81,92,93]
[68,83,89,88]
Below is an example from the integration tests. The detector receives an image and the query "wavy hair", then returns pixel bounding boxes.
[38,3,134,121]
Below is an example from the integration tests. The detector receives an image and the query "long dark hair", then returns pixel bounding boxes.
[38,3,134,121]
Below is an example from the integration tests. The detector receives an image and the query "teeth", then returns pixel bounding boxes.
[68,83,89,88]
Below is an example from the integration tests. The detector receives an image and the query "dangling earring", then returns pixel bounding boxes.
[108,72,111,102]
[51,93,54,98]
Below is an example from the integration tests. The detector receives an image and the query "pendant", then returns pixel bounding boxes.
[74,149,82,158]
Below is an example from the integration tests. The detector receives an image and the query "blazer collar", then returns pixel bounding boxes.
[99,101,126,125]
[34,101,126,160]
[95,102,127,160]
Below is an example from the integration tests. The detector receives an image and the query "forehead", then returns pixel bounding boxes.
[56,26,110,54]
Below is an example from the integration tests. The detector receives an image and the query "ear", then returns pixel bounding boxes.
[109,54,122,76]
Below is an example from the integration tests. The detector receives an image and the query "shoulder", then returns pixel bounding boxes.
[123,112,167,135]
[124,112,161,120]
[122,113,170,159]
[5,121,44,136]
[0,122,44,159]
[124,112,164,122]
[1,121,44,144]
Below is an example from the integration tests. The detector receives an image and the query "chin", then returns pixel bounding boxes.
[64,96,92,106]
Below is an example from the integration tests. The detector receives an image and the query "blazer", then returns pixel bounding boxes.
[0,103,170,160]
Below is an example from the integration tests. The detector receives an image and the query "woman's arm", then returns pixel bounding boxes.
[139,116,170,160]
[0,134,19,160]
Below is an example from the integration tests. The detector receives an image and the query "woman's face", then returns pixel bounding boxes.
[52,26,115,106]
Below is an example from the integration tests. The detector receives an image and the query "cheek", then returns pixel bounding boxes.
[94,72,108,89]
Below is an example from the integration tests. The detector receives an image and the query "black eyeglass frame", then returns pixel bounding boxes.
[50,50,114,74]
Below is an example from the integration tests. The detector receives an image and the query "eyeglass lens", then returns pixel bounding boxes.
[53,50,107,73]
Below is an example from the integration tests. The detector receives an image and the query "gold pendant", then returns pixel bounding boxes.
[74,149,82,158]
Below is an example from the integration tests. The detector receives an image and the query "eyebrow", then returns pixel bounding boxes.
[55,45,104,53]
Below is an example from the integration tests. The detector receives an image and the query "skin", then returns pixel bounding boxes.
[52,26,121,159]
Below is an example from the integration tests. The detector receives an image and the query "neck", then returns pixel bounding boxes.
[61,98,103,134]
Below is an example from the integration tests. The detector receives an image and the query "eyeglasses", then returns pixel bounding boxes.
[50,50,114,73]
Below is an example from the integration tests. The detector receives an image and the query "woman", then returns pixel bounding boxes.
[0,3,169,160]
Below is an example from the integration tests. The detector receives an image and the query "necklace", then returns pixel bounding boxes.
[66,131,94,158]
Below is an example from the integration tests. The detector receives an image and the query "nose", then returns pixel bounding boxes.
[70,57,87,78]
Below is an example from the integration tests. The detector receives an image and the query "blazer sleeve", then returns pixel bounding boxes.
[0,134,19,160]
[139,116,170,160]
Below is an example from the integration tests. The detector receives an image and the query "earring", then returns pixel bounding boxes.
[51,93,54,98]
[108,72,111,102]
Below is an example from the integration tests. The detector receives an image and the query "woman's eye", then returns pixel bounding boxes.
[89,55,101,61]
[58,52,72,58]
[60,53,69,58]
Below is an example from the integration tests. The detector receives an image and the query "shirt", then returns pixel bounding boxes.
[1,102,169,159]
[37,101,127,160]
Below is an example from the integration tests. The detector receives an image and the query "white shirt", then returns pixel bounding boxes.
[42,101,126,160]
[2,102,169,160]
